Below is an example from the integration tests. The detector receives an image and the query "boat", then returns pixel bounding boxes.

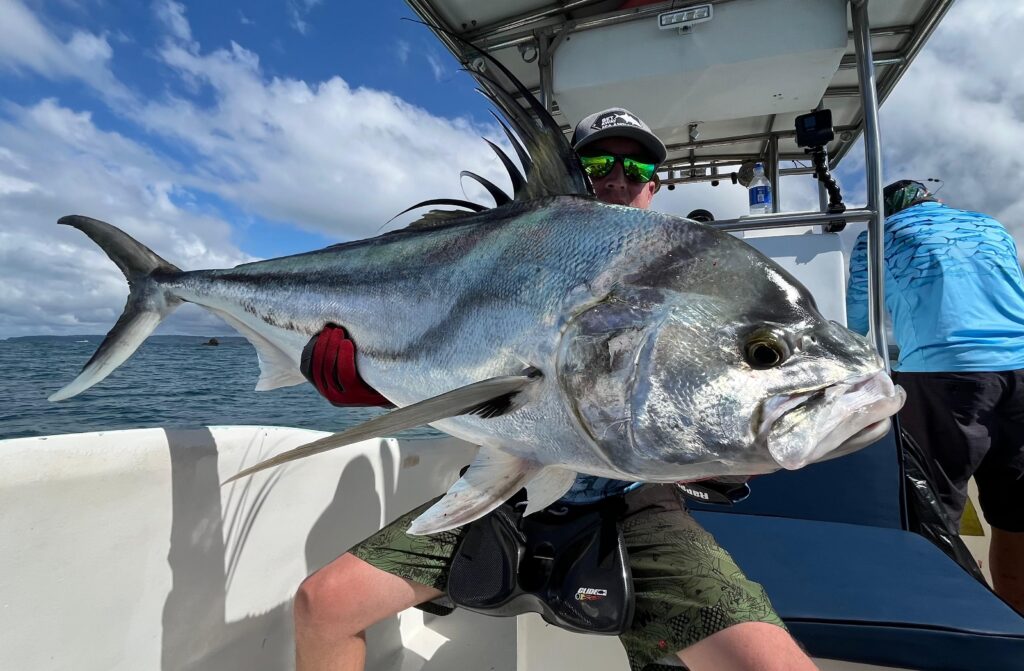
[3,1,1022,669]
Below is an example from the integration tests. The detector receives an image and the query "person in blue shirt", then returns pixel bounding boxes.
[847,180,1024,614]
[292,110,816,671]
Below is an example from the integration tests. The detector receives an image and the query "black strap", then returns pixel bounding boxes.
[446,496,634,635]
[676,478,751,506]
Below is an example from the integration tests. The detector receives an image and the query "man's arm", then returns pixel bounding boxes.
[300,324,393,407]
[845,231,870,336]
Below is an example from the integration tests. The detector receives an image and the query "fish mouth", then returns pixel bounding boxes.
[756,370,906,470]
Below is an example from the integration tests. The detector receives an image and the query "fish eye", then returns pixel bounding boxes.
[744,332,790,369]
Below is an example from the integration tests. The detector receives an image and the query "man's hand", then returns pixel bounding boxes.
[300,324,393,407]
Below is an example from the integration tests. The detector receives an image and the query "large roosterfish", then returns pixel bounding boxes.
[50,36,903,535]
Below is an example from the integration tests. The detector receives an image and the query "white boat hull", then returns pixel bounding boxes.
[0,425,921,670]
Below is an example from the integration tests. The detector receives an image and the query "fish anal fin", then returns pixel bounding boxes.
[523,467,577,516]
[407,450,540,535]
[212,310,306,390]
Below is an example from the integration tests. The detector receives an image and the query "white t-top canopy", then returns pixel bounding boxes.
[405,0,953,186]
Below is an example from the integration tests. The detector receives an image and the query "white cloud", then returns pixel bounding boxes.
[425,51,447,82]
[136,36,508,238]
[1,0,1020,341]
[287,0,323,35]
[0,98,252,337]
[0,0,75,75]
[0,0,508,337]
[859,1,1024,245]
[154,0,192,43]
[395,39,411,65]
[0,0,132,103]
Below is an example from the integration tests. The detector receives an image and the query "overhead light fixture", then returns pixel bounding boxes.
[517,42,538,64]
[658,4,713,33]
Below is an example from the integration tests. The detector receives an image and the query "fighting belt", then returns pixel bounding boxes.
[446,495,634,635]
[675,476,752,506]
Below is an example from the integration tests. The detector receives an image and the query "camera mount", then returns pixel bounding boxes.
[795,110,846,231]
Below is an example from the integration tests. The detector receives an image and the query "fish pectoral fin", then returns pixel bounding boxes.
[523,466,578,516]
[408,450,541,535]
[464,377,538,419]
[222,368,542,484]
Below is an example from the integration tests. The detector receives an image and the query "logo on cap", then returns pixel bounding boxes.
[591,110,643,131]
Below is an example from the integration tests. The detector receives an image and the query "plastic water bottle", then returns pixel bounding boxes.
[748,163,773,215]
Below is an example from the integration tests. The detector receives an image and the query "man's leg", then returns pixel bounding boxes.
[979,368,1024,613]
[617,485,815,671]
[977,456,1024,613]
[294,553,442,671]
[295,496,465,671]
[990,528,1024,615]
[677,622,817,671]
[895,372,998,525]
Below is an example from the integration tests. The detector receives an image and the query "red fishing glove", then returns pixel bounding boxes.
[300,324,393,407]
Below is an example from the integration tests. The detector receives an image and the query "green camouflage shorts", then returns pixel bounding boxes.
[350,484,784,671]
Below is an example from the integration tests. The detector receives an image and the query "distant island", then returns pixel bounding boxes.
[3,335,245,344]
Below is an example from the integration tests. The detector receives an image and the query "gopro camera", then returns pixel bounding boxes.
[795,109,835,148]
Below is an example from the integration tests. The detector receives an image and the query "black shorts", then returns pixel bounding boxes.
[895,370,1024,532]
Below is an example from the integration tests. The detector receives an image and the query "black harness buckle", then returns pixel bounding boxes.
[446,496,634,635]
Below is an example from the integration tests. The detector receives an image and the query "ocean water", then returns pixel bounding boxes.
[0,335,442,441]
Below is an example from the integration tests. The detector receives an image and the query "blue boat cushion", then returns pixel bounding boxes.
[693,511,1024,671]
[688,431,903,529]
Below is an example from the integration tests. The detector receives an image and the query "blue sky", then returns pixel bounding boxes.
[1,1,1022,337]
[1,0,492,260]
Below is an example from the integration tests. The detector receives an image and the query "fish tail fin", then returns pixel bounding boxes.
[49,215,183,402]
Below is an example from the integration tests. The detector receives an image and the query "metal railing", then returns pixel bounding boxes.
[405,0,941,364]
[711,208,873,233]
[852,0,890,369]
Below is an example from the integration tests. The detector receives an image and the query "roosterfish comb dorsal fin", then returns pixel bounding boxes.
[458,44,592,201]
[386,20,594,234]
[489,110,533,178]
[461,170,512,207]
[481,137,527,199]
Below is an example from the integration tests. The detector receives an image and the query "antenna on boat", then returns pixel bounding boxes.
[921,177,945,194]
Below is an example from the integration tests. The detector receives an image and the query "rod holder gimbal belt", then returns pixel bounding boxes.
[446,495,634,635]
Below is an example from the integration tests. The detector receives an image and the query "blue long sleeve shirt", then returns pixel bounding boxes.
[846,201,1024,372]
[557,475,642,505]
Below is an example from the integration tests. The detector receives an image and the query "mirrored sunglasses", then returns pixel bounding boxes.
[579,154,658,184]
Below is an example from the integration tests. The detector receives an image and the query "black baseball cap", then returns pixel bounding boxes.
[571,108,667,165]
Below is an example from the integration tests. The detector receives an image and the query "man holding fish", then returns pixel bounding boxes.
[293,109,819,671]
[54,39,901,666]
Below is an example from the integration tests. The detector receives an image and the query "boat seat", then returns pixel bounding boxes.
[693,511,1024,671]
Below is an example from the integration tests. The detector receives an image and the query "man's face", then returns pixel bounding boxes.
[579,137,658,210]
